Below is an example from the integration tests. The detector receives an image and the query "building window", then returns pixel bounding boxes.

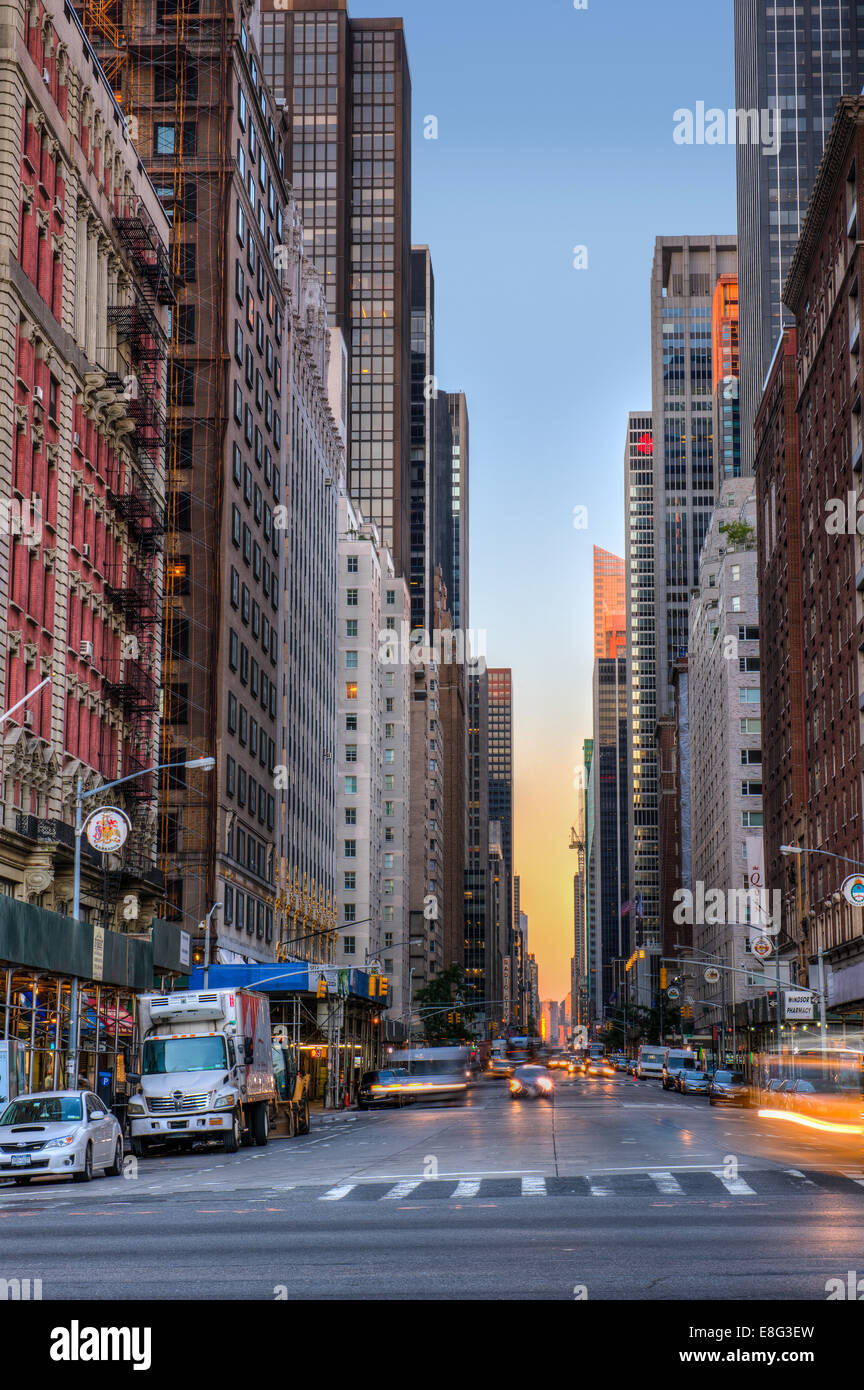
[345,776,357,794]
[347,556,358,573]
[346,589,358,606]
[346,651,358,669]
[344,840,357,858]
[343,936,356,956]
[346,683,358,700]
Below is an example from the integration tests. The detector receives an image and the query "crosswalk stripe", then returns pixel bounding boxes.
[648,1170,684,1195]
[382,1180,422,1200]
[521,1176,546,1197]
[587,1177,611,1196]
[713,1171,756,1195]
[320,1184,355,1201]
[842,1172,864,1187]
[785,1168,817,1185]
[451,1179,480,1198]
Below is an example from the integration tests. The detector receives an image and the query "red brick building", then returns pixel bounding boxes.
[755,328,807,966]
[0,0,171,921]
[779,96,864,1012]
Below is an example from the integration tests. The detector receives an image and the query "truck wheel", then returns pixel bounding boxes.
[130,1137,147,1159]
[223,1110,241,1154]
[298,1101,310,1135]
[252,1103,269,1147]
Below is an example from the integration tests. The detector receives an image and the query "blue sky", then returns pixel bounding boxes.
[350,0,738,997]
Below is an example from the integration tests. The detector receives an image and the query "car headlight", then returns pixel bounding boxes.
[213,1093,236,1110]
[43,1134,77,1149]
[127,1100,146,1116]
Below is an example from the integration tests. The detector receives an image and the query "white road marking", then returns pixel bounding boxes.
[588,1177,611,1196]
[381,1180,422,1200]
[713,1171,756,1195]
[648,1170,684,1195]
[842,1172,864,1187]
[320,1184,355,1201]
[451,1180,480,1198]
[785,1168,817,1185]
[521,1176,546,1197]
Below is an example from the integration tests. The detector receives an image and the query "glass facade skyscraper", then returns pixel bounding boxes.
[260,0,412,567]
[734,0,864,471]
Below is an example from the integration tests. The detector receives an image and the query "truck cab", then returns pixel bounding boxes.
[127,990,275,1157]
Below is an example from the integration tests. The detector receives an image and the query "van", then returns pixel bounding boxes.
[662,1047,698,1091]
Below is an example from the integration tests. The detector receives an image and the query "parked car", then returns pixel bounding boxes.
[615,1059,629,1072]
[709,1069,752,1107]
[356,1069,412,1110]
[0,1090,124,1185]
[762,1077,791,1108]
[509,1066,554,1100]
[677,1070,712,1096]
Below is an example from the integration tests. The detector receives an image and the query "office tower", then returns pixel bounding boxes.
[583,737,597,1017]
[593,546,626,659]
[464,667,491,1021]
[409,247,451,630]
[278,225,346,964]
[0,0,171,921]
[571,782,589,1024]
[260,0,412,567]
[734,0,863,471]
[448,393,470,635]
[651,235,737,718]
[591,653,629,1012]
[688,481,764,1040]
[712,275,741,487]
[755,329,806,939]
[439,612,467,975]
[77,4,306,958]
[624,413,659,948]
[657,656,690,966]
[773,96,864,1013]
[488,668,514,969]
[334,493,410,1014]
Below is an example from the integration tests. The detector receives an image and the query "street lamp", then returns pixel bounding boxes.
[780,844,864,871]
[201,900,223,989]
[73,756,215,922]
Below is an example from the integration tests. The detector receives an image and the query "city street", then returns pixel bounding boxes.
[4,1073,864,1301]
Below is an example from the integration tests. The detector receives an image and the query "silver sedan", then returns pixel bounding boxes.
[0,1090,124,1185]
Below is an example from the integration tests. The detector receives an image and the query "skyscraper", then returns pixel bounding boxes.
[624,413,659,949]
[712,274,741,488]
[260,0,412,567]
[591,655,629,1012]
[593,546,626,659]
[651,235,737,718]
[448,393,470,635]
[488,668,514,972]
[734,0,863,471]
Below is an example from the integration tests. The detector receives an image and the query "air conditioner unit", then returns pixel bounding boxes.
[324,477,333,488]
[80,640,94,659]
[82,543,91,558]
[33,386,44,405]
[22,710,34,727]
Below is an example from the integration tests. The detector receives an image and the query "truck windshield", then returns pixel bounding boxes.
[142,1036,228,1075]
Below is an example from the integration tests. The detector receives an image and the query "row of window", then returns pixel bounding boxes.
[226,757,276,833]
[224,884,274,941]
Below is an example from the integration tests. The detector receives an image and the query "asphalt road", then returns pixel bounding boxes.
[3,1072,864,1300]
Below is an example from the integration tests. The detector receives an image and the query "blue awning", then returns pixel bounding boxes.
[187,962,379,1001]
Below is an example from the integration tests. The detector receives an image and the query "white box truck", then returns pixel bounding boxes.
[128,989,276,1156]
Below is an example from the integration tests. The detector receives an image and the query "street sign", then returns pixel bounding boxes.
[841,874,864,907]
[751,936,774,959]
[784,991,815,1021]
[84,806,130,854]
[704,967,721,984]
[667,987,680,1001]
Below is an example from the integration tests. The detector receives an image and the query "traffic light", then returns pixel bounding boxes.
[379,976,389,999]
[316,976,327,1000]
[660,968,668,990]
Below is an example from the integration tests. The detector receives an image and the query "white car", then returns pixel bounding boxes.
[0,1090,124,1185]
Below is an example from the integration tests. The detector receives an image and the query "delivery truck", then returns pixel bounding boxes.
[128,989,276,1156]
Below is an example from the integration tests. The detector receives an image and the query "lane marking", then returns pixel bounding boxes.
[320,1184,355,1201]
[451,1180,480,1198]
[588,1177,611,1197]
[521,1176,546,1197]
[381,1180,422,1200]
[713,1171,756,1196]
[648,1170,684,1195]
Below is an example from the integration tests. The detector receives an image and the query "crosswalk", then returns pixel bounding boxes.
[313,1166,864,1204]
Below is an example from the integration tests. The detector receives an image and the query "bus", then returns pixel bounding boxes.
[388,1047,471,1103]
[636,1044,666,1080]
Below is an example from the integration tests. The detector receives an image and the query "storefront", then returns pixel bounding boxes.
[188,962,387,1108]
[0,896,192,1105]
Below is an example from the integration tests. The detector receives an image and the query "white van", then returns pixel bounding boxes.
[662,1048,698,1091]
[636,1045,666,1080]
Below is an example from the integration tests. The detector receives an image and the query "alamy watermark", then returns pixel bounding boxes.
[378,623,487,672]
[672,881,781,934]
[673,103,780,155]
